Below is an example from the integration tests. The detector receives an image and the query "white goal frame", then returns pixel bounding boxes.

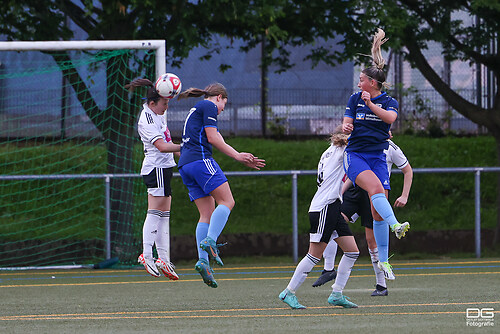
[0,40,166,270]
[0,40,166,79]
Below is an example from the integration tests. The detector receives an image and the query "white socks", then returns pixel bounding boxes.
[156,211,171,261]
[287,253,320,293]
[142,210,161,258]
[142,210,170,261]
[322,240,338,271]
[332,252,359,292]
[369,247,386,288]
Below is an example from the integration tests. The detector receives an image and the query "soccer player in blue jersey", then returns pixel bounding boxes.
[177,83,265,288]
[342,28,410,280]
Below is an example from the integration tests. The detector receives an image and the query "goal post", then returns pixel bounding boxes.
[0,40,167,269]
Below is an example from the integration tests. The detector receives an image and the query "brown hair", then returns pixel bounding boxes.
[177,82,228,100]
[362,28,390,90]
[124,78,161,103]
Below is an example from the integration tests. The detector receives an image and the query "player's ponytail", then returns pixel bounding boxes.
[125,78,160,103]
[178,83,228,100]
[362,28,390,90]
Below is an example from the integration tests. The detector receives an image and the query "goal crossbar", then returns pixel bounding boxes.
[0,40,166,78]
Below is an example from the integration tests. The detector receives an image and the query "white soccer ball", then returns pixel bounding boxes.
[155,73,182,99]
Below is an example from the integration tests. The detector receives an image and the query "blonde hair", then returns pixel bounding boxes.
[362,28,390,89]
[371,28,388,70]
[177,83,228,100]
[329,125,348,146]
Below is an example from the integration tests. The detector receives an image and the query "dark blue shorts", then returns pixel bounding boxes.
[343,150,391,190]
[178,158,228,201]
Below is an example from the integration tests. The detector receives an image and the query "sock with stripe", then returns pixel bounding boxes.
[370,193,399,227]
[322,240,338,271]
[207,204,231,241]
[156,211,171,261]
[142,210,161,258]
[196,222,209,261]
[287,253,320,293]
[332,252,359,292]
[369,247,386,288]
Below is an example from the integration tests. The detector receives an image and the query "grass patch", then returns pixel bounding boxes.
[0,135,497,242]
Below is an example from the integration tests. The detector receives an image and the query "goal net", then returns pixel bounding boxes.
[0,41,165,268]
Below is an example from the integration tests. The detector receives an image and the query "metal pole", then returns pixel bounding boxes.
[292,172,298,263]
[105,175,111,260]
[474,170,481,258]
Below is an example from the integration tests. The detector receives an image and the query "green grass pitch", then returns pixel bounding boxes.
[1,257,499,333]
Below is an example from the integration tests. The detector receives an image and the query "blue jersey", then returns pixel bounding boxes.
[344,91,398,152]
[178,100,219,168]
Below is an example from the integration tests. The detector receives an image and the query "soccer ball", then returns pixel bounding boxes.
[155,73,182,99]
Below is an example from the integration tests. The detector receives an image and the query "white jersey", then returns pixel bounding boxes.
[137,103,176,175]
[308,144,345,212]
[384,139,409,176]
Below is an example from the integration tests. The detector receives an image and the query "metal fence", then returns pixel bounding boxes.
[1,166,498,266]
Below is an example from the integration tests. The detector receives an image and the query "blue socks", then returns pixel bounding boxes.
[196,222,209,261]
[207,204,231,240]
[370,193,399,227]
[373,220,389,262]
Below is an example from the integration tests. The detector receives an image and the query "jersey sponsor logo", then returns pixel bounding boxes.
[356,113,365,120]
[365,114,382,121]
[383,180,389,185]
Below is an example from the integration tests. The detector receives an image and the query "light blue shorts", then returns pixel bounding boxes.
[343,150,390,190]
[178,157,228,201]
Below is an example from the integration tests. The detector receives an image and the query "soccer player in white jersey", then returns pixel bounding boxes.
[125,78,181,280]
[314,136,413,295]
[279,132,359,309]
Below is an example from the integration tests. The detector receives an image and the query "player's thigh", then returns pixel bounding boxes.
[335,236,359,253]
[147,194,171,211]
[210,181,235,210]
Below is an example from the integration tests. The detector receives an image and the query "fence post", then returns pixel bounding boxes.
[292,172,299,263]
[105,175,111,260]
[475,170,481,258]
